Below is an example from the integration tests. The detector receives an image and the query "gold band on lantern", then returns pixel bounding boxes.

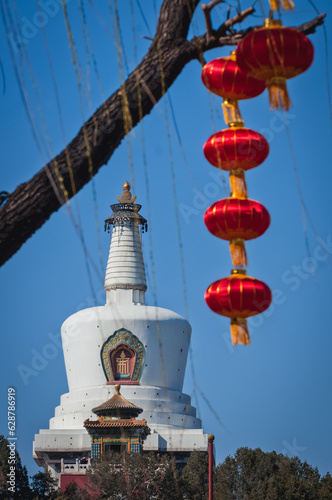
[229,238,248,268]
[229,169,248,199]
[231,269,247,275]
[222,99,244,127]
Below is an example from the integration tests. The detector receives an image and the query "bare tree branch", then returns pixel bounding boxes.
[201,0,225,43]
[0,0,326,267]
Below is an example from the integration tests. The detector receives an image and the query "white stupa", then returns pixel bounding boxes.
[33,182,208,481]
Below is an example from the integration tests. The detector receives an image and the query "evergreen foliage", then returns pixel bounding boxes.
[181,451,209,499]
[87,452,182,500]
[1,436,332,499]
[214,447,332,500]
[0,434,31,499]
[0,435,61,499]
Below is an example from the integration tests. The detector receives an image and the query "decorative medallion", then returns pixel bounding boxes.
[100,328,144,383]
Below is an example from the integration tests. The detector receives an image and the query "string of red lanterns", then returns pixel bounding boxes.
[201,1,314,345]
[202,52,272,345]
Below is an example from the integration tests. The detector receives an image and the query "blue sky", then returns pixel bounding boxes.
[1,0,332,479]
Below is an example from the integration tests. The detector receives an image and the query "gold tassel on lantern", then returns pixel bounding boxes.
[229,168,248,199]
[231,318,250,345]
[229,238,248,268]
[269,0,295,11]
[222,99,244,127]
[267,77,292,111]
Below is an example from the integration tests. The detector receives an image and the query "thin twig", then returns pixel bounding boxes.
[220,6,255,34]
[201,0,224,43]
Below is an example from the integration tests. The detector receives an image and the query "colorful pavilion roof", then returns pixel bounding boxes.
[83,418,148,429]
[91,385,143,418]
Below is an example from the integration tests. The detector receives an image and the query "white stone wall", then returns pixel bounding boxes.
[61,304,191,393]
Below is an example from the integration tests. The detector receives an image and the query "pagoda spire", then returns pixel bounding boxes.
[104,182,148,305]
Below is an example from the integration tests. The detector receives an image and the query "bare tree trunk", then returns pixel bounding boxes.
[0,0,325,267]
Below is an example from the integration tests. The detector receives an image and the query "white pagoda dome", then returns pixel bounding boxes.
[33,182,208,480]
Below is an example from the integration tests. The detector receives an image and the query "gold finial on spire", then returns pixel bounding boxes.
[117,181,137,204]
[114,384,121,395]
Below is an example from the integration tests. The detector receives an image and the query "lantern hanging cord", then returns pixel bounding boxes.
[111,0,130,76]
[207,92,228,196]
[130,0,156,310]
[2,1,48,170]
[167,92,200,191]
[127,6,180,430]
[79,0,112,145]
[77,0,107,276]
[13,0,69,200]
[196,385,230,433]
[130,0,139,64]
[257,0,267,18]
[3,1,75,226]
[0,56,5,95]
[157,37,202,423]
[5,0,103,297]
[156,39,223,435]
[109,0,135,191]
[128,7,175,471]
[283,113,331,278]
[185,0,199,36]
[37,0,77,199]
[306,0,332,133]
[88,0,113,39]
[14,0,72,209]
[135,0,152,36]
[37,0,104,287]
[62,0,105,279]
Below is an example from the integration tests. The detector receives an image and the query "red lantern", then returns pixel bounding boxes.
[205,270,272,345]
[201,56,266,100]
[236,20,314,110]
[203,127,269,171]
[204,198,270,267]
[201,54,266,125]
[203,127,269,198]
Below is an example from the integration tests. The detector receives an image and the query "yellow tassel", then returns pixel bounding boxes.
[229,238,248,268]
[267,77,292,111]
[229,169,247,199]
[282,0,295,9]
[269,0,279,10]
[230,318,250,345]
[269,0,294,11]
[222,99,244,127]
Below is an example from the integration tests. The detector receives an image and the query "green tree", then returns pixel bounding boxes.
[61,480,92,500]
[0,434,32,499]
[30,470,60,499]
[319,472,332,499]
[15,455,32,499]
[181,451,209,499]
[214,447,323,500]
[87,452,181,500]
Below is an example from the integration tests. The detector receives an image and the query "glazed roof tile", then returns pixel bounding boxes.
[84,418,148,429]
[92,385,143,415]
